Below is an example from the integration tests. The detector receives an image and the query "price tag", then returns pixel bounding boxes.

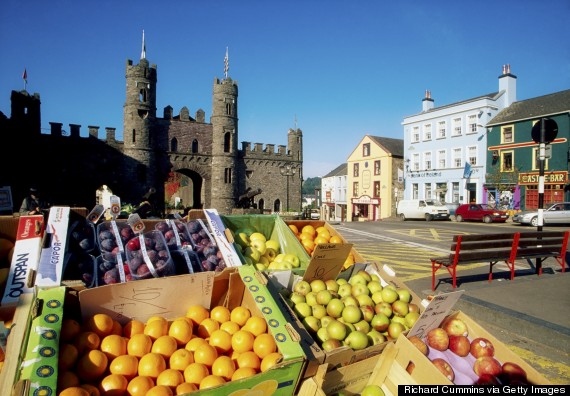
[302,243,353,283]
[407,290,464,339]
[110,195,121,219]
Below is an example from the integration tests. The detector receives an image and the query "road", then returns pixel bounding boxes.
[329,218,570,384]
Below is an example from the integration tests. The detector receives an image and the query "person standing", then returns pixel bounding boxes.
[19,187,49,215]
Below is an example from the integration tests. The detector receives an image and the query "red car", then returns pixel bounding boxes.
[454,204,509,223]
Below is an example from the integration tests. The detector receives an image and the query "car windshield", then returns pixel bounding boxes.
[425,200,442,206]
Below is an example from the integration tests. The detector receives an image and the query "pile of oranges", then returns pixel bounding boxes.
[57,305,282,396]
[288,224,355,268]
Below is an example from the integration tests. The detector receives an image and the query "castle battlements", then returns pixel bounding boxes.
[241,141,290,156]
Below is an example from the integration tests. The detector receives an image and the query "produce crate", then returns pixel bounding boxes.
[9,266,306,396]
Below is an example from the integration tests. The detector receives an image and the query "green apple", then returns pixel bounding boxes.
[353,319,371,334]
[258,255,269,265]
[243,256,254,265]
[367,329,386,346]
[390,315,407,328]
[316,290,333,306]
[336,278,348,286]
[361,384,385,396]
[360,305,375,322]
[351,283,370,297]
[316,327,330,343]
[405,311,420,328]
[305,291,318,306]
[371,291,384,305]
[294,302,312,319]
[235,232,250,249]
[273,253,286,263]
[279,261,293,270]
[355,294,374,308]
[310,279,326,293]
[289,292,306,305]
[392,300,409,317]
[249,232,267,242]
[283,253,300,268]
[343,330,369,350]
[250,238,266,255]
[341,295,358,307]
[263,247,278,262]
[244,246,261,263]
[325,279,340,292]
[367,280,383,294]
[320,316,335,329]
[374,302,393,318]
[326,298,345,318]
[369,273,381,283]
[255,263,267,271]
[265,239,280,252]
[321,338,342,352]
[338,284,352,298]
[356,270,372,282]
[312,304,327,319]
[302,316,321,333]
[380,288,399,304]
[293,280,311,296]
[370,313,390,332]
[326,319,347,341]
[348,273,368,286]
[396,288,412,303]
[387,322,406,339]
[341,305,362,324]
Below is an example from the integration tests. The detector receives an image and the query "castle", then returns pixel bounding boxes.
[0,39,303,215]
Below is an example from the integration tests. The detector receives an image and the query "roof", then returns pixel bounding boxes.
[323,163,347,178]
[487,89,570,126]
[368,135,404,157]
[404,92,500,119]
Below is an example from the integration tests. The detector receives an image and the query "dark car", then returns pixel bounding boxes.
[454,204,509,223]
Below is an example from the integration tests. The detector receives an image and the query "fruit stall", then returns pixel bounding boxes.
[0,206,551,396]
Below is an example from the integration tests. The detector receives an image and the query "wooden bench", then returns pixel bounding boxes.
[431,231,569,290]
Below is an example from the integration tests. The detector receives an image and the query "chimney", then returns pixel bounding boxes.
[422,90,434,112]
[499,64,517,106]
[88,125,100,139]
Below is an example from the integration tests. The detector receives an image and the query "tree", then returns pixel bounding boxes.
[302,177,321,195]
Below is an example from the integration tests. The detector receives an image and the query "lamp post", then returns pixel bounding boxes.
[280,163,296,212]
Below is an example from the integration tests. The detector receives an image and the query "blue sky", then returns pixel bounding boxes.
[1,0,568,179]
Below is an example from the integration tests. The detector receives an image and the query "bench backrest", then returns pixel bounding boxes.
[448,231,569,264]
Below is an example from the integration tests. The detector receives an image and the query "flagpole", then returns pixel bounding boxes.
[23,68,28,91]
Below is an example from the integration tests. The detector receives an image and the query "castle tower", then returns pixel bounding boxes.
[122,32,166,207]
[210,50,239,214]
[287,127,303,210]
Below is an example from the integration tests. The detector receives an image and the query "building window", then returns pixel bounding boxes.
[532,148,549,170]
[452,182,460,203]
[425,184,432,199]
[226,103,232,116]
[412,127,420,143]
[453,148,462,167]
[501,151,514,172]
[170,137,178,152]
[438,149,446,169]
[192,139,199,153]
[224,168,232,183]
[374,160,381,175]
[224,132,231,152]
[453,118,462,136]
[424,152,432,170]
[423,124,432,141]
[468,115,477,133]
[413,153,420,171]
[438,121,446,138]
[373,181,380,198]
[363,143,370,157]
[501,126,514,143]
[353,163,359,177]
[412,184,418,199]
[353,182,359,197]
[467,146,477,165]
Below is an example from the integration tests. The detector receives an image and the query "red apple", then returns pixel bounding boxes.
[442,317,469,337]
[408,335,429,356]
[473,356,502,377]
[470,337,495,358]
[500,362,527,384]
[426,327,449,351]
[432,358,455,381]
[448,335,470,357]
[474,374,502,385]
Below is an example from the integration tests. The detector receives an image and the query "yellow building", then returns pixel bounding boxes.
[347,135,404,221]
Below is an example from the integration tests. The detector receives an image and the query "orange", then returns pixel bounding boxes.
[168,319,193,346]
[242,316,267,337]
[208,329,232,354]
[147,315,168,325]
[199,374,225,390]
[173,316,193,326]
[111,320,123,336]
[58,343,79,371]
[86,313,115,338]
[60,318,81,342]
[98,373,128,395]
[185,337,208,353]
[329,235,343,244]
[127,376,155,396]
[59,387,90,396]
[193,343,218,367]
[298,232,314,242]
[100,334,128,360]
[211,355,235,381]
[144,319,169,341]
[230,306,251,327]
[175,382,198,395]
[138,352,167,379]
[253,333,277,359]
[260,351,283,372]
[209,306,231,324]
[185,305,209,327]
[301,225,316,238]
[231,367,257,381]
[76,349,108,382]
[80,384,100,396]
[314,235,329,245]
[57,370,80,391]
[157,368,184,390]
[127,333,153,358]
[75,331,101,354]
[145,385,174,396]
[183,362,209,385]
[288,224,299,235]
[123,319,145,338]
[236,350,261,370]
[196,318,219,339]
[302,239,316,254]
[231,329,255,353]
[219,321,240,335]
[151,335,178,359]
[169,348,194,371]
[109,354,139,379]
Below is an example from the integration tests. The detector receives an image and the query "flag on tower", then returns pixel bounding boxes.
[224,47,229,78]
[23,68,27,83]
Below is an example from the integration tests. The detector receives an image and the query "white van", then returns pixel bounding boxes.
[397,199,450,221]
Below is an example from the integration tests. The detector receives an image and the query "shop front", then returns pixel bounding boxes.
[351,195,380,221]
[518,171,568,209]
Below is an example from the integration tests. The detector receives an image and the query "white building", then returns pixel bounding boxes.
[320,163,347,222]
[402,65,517,205]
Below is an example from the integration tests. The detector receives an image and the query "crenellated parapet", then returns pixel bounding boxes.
[240,141,292,157]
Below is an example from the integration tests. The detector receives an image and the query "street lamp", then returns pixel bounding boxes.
[280,163,296,212]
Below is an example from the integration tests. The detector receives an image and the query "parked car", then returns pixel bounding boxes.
[396,199,450,221]
[454,204,509,223]
[512,202,570,226]
[310,209,320,220]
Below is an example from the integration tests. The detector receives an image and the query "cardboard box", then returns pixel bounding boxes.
[34,207,71,287]
[375,311,551,387]
[11,266,307,396]
[285,220,366,264]
[267,262,428,379]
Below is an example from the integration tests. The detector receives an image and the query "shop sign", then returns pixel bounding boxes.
[519,171,568,185]
[351,195,380,204]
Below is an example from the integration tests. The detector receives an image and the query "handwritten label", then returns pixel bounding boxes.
[302,243,353,283]
[407,290,464,339]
